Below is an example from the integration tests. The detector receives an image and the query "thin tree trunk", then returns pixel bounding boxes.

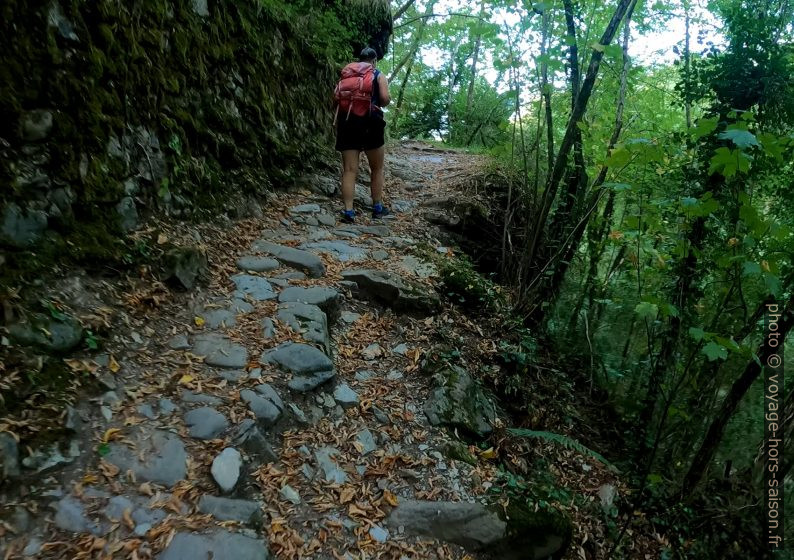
[393,0,416,21]
[684,5,692,128]
[682,293,793,494]
[521,0,635,304]
[465,0,486,116]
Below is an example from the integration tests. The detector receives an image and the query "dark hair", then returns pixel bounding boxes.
[359,47,378,62]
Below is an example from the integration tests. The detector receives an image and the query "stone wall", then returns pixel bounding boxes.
[0,0,385,264]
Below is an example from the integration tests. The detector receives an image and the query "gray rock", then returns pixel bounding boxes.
[162,246,207,290]
[387,370,404,381]
[288,370,336,393]
[361,343,382,360]
[300,240,368,263]
[300,173,338,197]
[198,308,237,329]
[251,240,326,278]
[0,432,20,481]
[399,255,437,279]
[234,421,277,463]
[229,299,255,313]
[184,407,228,440]
[211,448,242,493]
[21,109,53,141]
[21,443,72,472]
[272,271,306,280]
[159,398,178,415]
[217,369,247,383]
[193,333,248,368]
[372,249,389,261]
[288,403,309,424]
[263,342,333,375]
[116,197,138,231]
[137,403,157,420]
[290,203,322,214]
[198,495,262,524]
[255,384,284,410]
[191,0,209,16]
[135,523,151,537]
[53,496,103,535]
[276,302,329,353]
[64,405,81,431]
[386,500,505,550]
[278,286,340,321]
[167,334,190,350]
[261,318,276,338]
[423,366,495,438]
[240,390,282,427]
[106,429,186,486]
[336,224,391,237]
[598,483,618,511]
[231,273,276,301]
[355,370,374,381]
[369,526,389,543]
[393,343,409,355]
[158,530,269,560]
[180,389,222,405]
[23,536,43,556]
[341,311,361,324]
[8,313,83,353]
[372,406,390,424]
[279,485,301,505]
[317,213,336,226]
[236,256,280,273]
[333,383,359,408]
[341,269,440,315]
[315,447,347,483]
[356,429,377,455]
[104,495,134,520]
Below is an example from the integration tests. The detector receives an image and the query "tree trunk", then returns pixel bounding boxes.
[393,0,416,21]
[465,0,486,116]
[682,293,793,495]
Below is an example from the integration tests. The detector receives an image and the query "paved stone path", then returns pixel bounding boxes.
[0,146,517,560]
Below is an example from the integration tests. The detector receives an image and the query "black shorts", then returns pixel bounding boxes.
[335,112,386,152]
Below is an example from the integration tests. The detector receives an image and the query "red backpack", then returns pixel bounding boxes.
[334,62,376,121]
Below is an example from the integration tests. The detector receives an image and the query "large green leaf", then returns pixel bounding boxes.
[718,129,760,149]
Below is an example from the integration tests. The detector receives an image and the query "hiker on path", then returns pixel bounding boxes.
[334,47,391,224]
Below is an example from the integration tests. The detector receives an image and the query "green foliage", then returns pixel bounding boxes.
[508,428,617,471]
[434,251,505,311]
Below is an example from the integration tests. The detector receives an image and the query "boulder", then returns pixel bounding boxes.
[234,420,278,463]
[341,269,440,315]
[184,407,228,440]
[230,274,276,301]
[1,203,48,248]
[423,365,495,438]
[262,342,333,374]
[240,390,282,427]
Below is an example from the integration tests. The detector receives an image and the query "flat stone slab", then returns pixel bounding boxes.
[157,530,269,560]
[106,429,186,487]
[236,256,280,272]
[341,269,440,315]
[278,287,340,321]
[262,342,333,375]
[231,273,276,301]
[198,308,236,329]
[251,240,326,278]
[198,495,262,524]
[192,333,248,368]
[53,496,103,535]
[335,224,391,237]
[184,407,228,439]
[290,203,322,214]
[211,448,241,493]
[300,240,368,262]
[315,447,347,484]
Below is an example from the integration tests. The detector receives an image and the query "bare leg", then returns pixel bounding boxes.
[364,146,385,205]
[341,150,360,211]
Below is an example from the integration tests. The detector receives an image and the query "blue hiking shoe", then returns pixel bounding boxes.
[372,203,391,219]
[340,209,355,224]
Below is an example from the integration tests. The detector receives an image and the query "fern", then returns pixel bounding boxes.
[508,428,618,473]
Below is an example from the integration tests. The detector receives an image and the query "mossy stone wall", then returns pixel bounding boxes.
[0,0,377,263]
